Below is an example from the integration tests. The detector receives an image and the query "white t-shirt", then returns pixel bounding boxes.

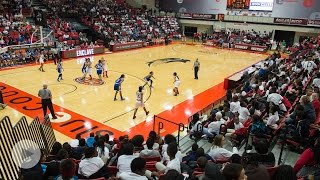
[266,111,279,128]
[139,149,161,158]
[117,155,138,174]
[234,122,244,130]
[230,101,240,113]
[97,146,110,163]
[165,157,181,173]
[267,93,283,106]
[143,143,160,150]
[208,120,225,135]
[78,157,105,177]
[238,107,250,122]
[69,139,79,148]
[208,146,238,162]
[119,172,148,180]
[313,78,320,88]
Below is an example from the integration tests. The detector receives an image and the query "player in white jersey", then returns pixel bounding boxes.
[133,86,149,119]
[173,72,180,96]
[86,59,93,80]
[38,52,45,72]
[81,58,89,80]
[101,57,108,78]
[56,60,63,82]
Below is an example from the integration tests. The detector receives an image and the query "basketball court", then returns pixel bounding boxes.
[0,43,268,142]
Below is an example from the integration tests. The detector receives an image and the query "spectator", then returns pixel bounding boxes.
[139,138,161,158]
[96,139,110,163]
[117,143,138,174]
[208,111,226,136]
[119,157,148,180]
[208,134,238,162]
[86,132,96,147]
[248,138,275,167]
[156,142,181,173]
[312,93,320,117]
[242,154,270,180]
[182,143,198,163]
[223,163,247,180]
[70,134,81,148]
[199,163,224,180]
[144,131,160,150]
[294,137,320,178]
[50,142,62,156]
[55,159,77,180]
[78,147,105,178]
[273,165,297,180]
[238,101,250,123]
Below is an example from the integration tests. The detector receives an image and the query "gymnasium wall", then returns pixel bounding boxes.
[126,0,155,9]
[180,19,320,43]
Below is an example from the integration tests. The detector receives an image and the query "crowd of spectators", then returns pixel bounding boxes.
[42,0,180,46]
[0,14,39,47]
[199,29,273,49]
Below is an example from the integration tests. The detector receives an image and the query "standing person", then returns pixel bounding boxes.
[114,74,125,101]
[173,72,180,96]
[143,71,155,88]
[193,58,200,79]
[87,58,93,80]
[95,60,103,81]
[38,51,45,72]
[101,57,108,78]
[81,58,89,80]
[133,86,149,119]
[56,60,63,82]
[38,84,57,119]
[52,47,58,65]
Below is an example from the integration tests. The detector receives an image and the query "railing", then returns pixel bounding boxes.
[0,115,56,180]
[153,115,185,146]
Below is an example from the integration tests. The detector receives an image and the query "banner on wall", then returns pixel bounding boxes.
[180,13,215,20]
[273,18,320,26]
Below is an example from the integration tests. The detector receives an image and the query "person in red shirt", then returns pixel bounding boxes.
[294,137,320,177]
[312,93,320,117]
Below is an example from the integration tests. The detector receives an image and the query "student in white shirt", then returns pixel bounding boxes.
[208,134,238,162]
[119,157,149,180]
[225,116,244,138]
[96,139,110,164]
[139,138,161,158]
[78,147,105,178]
[238,101,250,123]
[312,73,320,88]
[230,95,240,114]
[264,105,280,129]
[208,112,226,135]
[117,143,139,175]
[267,87,287,112]
[70,134,81,148]
[156,142,181,173]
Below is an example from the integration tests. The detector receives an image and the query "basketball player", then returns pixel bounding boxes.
[101,57,108,78]
[38,51,45,72]
[133,86,149,119]
[56,60,63,82]
[81,58,90,80]
[87,58,93,80]
[95,60,103,81]
[143,71,155,88]
[114,74,125,101]
[173,72,180,96]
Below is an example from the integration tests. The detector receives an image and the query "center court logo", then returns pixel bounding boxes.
[146,58,191,67]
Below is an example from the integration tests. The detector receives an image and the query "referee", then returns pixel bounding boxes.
[38,84,57,119]
[193,58,200,79]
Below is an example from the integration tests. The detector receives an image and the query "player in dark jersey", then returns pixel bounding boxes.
[114,74,125,101]
[143,71,155,88]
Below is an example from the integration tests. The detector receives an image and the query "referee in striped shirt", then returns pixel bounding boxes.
[193,58,200,79]
[38,84,57,119]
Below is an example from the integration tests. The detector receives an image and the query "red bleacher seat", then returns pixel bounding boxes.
[142,156,161,162]
[108,166,118,176]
